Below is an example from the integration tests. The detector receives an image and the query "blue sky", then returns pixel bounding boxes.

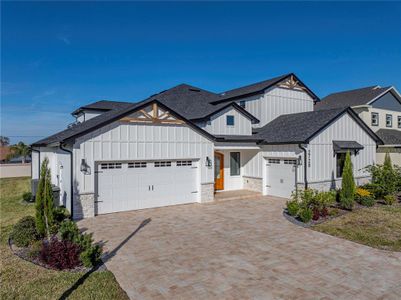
[2,1,401,144]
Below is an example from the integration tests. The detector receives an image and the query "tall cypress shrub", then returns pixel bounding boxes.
[340,151,355,210]
[35,158,54,239]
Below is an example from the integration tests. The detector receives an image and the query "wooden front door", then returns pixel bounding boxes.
[214,152,224,190]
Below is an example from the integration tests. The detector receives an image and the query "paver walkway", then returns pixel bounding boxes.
[78,196,401,299]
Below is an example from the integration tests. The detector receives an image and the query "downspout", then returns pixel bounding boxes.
[298,144,308,189]
[59,143,73,219]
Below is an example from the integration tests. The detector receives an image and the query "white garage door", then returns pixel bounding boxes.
[266,158,297,199]
[96,160,198,214]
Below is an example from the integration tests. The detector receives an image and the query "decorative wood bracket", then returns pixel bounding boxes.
[278,75,307,91]
[120,103,185,125]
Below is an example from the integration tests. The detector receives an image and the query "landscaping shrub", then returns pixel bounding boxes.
[27,240,42,259]
[74,232,102,267]
[312,208,320,221]
[384,194,396,205]
[329,208,340,217]
[299,207,313,223]
[40,238,81,270]
[35,158,55,238]
[286,200,299,216]
[80,243,102,267]
[340,152,355,210]
[22,192,33,202]
[10,216,39,247]
[58,220,79,241]
[59,220,102,267]
[365,153,400,198]
[53,206,70,223]
[320,207,329,217]
[355,187,375,207]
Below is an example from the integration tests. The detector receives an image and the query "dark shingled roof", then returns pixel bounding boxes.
[215,74,290,102]
[34,102,144,146]
[72,100,132,115]
[33,84,260,146]
[376,129,401,145]
[211,73,319,104]
[315,86,391,110]
[255,108,347,144]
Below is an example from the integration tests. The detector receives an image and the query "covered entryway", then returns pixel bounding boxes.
[266,158,297,198]
[95,159,198,214]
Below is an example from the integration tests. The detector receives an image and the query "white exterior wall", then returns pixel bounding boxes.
[73,121,214,198]
[197,107,252,135]
[243,145,303,181]
[309,113,376,185]
[237,86,314,128]
[76,110,104,123]
[32,146,72,208]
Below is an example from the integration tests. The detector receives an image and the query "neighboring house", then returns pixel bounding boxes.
[315,85,401,165]
[31,73,382,219]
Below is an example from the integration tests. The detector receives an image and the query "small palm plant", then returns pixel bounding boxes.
[7,141,31,163]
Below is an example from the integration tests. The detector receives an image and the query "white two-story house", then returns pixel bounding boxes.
[31,73,382,219]
[315,85,401,165]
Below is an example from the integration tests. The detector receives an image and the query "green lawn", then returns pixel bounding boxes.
[0,177,128,300]
[314,205,401,252]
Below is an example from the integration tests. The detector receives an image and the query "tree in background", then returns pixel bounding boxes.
[0,136,10,146]
[8,141,31,163]
[35,158,55,240]
[340,151,356,210]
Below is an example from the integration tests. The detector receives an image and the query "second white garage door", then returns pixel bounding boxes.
[96,160,198,214]
[266,158,297,199]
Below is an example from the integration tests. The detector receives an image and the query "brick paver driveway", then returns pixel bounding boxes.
[78,196,401,299]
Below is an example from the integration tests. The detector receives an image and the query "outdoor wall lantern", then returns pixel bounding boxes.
[205,156,212,167]
[80,159,90,174]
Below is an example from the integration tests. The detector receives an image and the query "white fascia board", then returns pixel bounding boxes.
[214,145,260,150]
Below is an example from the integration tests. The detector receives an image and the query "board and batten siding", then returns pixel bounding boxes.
[237,86,314,128]
[308,113,376,183]
[243,145,304,182]
[73,121,214,195]
[196,106,252,136]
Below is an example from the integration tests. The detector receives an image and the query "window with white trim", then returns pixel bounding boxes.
[101,163,122,169]
[226,115,235,126]
[386,114,392,127]
[176,160,192,166]
[284,159,297,165]
[230,152,240,176]
[268,158,280,164]
[128,162,147,168]
[154,161,172,167]
[371,112,379,126]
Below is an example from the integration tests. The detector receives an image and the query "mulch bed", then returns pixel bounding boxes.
[284,200,401,228]
[8,238,107,273]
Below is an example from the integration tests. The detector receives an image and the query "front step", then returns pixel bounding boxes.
[214,189,262,202]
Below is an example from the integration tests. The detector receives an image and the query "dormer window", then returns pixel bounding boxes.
[386,114,392,128]
[239,100,246,109]
[226,115,235,126]
[371,112,379,126]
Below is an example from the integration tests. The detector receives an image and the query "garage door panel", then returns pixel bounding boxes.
[96,160,198,214]
[266,159,296,199]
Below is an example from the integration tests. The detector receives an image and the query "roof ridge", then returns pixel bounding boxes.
[220,73,291,95]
